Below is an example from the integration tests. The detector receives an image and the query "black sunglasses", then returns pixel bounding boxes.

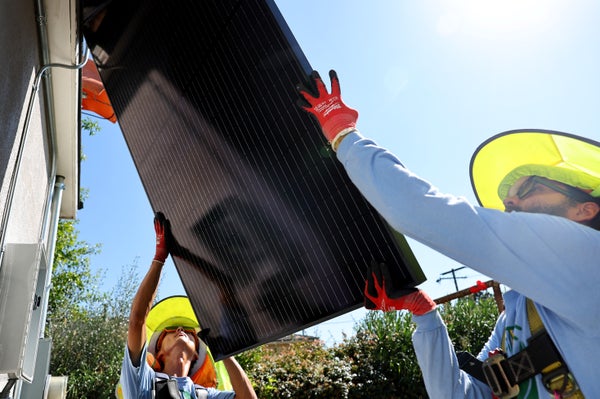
[516,176,594,203]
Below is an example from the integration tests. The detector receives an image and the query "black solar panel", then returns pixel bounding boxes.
[81,0,425,359]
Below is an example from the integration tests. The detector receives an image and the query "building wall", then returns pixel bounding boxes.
[0,0,53,393]
[0,0,49,246]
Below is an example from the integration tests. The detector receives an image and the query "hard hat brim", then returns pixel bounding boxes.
[470,129,600,210]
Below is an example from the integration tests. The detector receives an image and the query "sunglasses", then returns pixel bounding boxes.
[515,176,594,203]
[162,326,197,335]
[156,326,199,352]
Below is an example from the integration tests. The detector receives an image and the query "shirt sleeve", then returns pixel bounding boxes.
[476,311,505,360]
[120,343,154,398]
[205,388,235,399]
[336,131,600,330]
[412,310,491,398]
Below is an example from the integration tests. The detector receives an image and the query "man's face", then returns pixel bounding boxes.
[503,176,577,218]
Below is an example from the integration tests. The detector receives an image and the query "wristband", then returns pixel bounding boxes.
[331,127,357,151]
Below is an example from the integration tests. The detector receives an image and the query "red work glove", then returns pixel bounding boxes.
[153,212,169,263]
[297,70,359,150]
[364,262,436,315]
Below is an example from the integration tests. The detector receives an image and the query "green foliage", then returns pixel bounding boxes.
[81,118,100,136]
[48,219,103,320]
[48,211,142,398]
[49,312,127,398]
[334,311,427,399]
[440,294,500,354]
[47,256,141,399]
[238,340,353,398]
[80,117,100,162]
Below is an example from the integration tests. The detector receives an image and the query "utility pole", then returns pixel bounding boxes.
[436,266,467,291]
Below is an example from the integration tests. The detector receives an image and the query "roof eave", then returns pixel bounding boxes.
[44,0,81,219]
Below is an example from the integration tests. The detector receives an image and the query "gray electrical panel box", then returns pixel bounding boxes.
[0,243,47,381]
[19,338,52,398]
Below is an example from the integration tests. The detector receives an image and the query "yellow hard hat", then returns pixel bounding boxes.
[146,296,218,388]
[115,296,232,398]
[470,129,600,210]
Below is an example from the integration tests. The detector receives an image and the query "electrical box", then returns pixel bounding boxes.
[19,339,52,398]
[0,243,47,381]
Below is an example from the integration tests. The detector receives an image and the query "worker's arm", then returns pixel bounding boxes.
[222,357,257,399]
[364,262,491,398]
[127,213,170,366]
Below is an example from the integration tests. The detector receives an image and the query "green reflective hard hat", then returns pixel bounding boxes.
[470,129,600,210]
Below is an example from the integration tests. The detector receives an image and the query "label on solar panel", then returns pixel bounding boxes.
[82,0,425,359]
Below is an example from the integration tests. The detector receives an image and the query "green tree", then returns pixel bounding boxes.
[47,219,103,320]
[49,311,127,397]
[46,118,142,398]
[47,223,141,399]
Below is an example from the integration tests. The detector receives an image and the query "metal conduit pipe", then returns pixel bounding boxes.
[40,175,65,326]
[43,176,65,286]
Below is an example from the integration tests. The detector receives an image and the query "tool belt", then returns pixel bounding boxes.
[458,329,582,398]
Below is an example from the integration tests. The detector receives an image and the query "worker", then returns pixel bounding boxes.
[296,70,600,398]
[119,212,257,399]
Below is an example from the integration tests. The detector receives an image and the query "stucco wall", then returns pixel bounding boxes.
[0,0,53,392]
[0,0,50,245]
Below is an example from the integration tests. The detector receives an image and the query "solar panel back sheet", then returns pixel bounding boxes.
[82,0,426,359]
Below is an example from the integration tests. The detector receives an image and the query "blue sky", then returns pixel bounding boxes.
[78,0,600,345]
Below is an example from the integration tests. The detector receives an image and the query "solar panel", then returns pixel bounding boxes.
[81,0,425,359]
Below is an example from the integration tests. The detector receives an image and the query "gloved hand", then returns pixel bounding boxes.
[153,212,170,263]
[297,70,359,150]
[364,262,436,315]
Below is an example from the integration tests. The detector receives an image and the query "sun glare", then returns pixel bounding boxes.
[436,0,564,39]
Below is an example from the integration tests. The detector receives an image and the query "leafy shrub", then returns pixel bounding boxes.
[48,313,128,398]
[334,311,427,399]
[237,339,352,398]
[440,294,500,355]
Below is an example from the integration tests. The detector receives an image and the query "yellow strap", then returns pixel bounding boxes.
[526,298,544,334]
[526,299,584,398]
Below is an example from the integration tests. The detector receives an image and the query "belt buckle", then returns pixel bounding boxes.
[542,366,580,398]
[482,352,520,399]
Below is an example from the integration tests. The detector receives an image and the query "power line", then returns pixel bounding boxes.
[436,266,468,291]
